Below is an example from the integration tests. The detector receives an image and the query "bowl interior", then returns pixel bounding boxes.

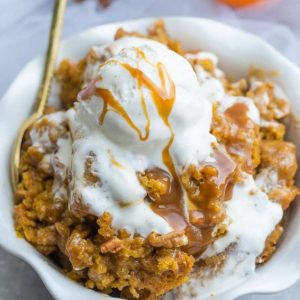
[0,17,300,300]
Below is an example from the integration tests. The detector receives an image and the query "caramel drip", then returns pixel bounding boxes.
[93,53,226,256]
[136,48,151,140]
[120,62,188,229]
[122,62,175,114]
[225,103,250,129]
[99,99,108,124]
[97,55,178,182]
[184,149,236,256]
[119,199,144,208]
[122,57,220,256]
[135,47,151,64]
[96,88,149,141]
[137,76,151,141]
[97,56,179,193]
[224,102,257,173]
[213,149,236,185]
[96,57,153,141]
[97,56,187,231]
[108,150,124,169]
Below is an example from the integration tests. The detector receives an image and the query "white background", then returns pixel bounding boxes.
[1,0,300,299]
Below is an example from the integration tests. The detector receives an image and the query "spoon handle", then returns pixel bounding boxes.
[35,0,68,115]
[10,0,67,192]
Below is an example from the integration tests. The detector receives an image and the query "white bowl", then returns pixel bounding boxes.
[1,17,300,300]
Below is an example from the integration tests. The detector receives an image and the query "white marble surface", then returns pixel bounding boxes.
[1,0,300,299]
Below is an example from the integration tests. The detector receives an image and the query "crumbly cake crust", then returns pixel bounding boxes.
[15,20,299,299]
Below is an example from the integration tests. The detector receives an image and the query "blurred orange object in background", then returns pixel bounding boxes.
[218,0,268,8]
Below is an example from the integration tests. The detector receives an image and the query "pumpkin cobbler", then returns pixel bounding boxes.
[14,20,299,299]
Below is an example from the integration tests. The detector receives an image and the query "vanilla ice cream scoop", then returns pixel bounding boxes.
[68,37,216,236]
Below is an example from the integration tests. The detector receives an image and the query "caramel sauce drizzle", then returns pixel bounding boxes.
[94,52,189,232]
[96,88,150,141]
[84,48,237,257]
[97,54,178,188]
[225,102,250,129]
[108,150,124,169]
[96,48,152,141]
[211,148,236,198]
[224,102,257,173]
[119,61,189,233]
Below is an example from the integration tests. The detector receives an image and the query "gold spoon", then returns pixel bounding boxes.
[11,0,68,192]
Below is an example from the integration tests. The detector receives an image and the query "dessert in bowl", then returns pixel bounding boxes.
[1,17,300,300]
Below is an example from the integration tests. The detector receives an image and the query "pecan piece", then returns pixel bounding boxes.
[148,231,188,248]
[100,237,124,253]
